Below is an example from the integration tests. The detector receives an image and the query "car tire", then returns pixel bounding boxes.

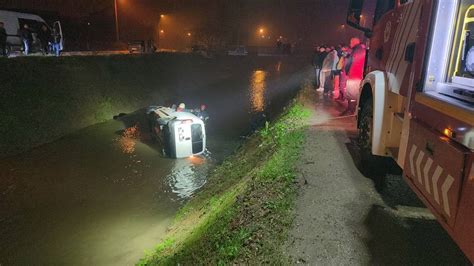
[5,44,12,57]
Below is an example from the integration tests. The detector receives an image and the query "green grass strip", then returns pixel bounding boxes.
[139,99,310,265]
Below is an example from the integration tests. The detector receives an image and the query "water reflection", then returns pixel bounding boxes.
[116,125,141,154]
[276,61,282,72]
[166,156,209,200]
[250,70,267,112]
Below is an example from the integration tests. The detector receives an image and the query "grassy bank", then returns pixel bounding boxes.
[0,53,304,157]
[139,91,310,265]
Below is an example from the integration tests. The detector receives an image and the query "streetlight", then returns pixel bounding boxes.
[86,22,92,50]
[114,0,120,41]
[259,28,264,34]
[187,32,192,37]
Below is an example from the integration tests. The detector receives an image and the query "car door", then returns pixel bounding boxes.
[53,21,64,51]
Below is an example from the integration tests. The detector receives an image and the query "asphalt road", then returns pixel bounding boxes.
[285,87,470,265]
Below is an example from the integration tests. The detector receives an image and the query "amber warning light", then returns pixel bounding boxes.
[443,128,455,138]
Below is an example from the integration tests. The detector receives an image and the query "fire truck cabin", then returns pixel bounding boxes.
[348,0,474,262]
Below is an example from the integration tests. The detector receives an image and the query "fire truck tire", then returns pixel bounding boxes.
[358,98,386,179]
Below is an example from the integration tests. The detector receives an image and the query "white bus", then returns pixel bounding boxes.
[0,10,63,55]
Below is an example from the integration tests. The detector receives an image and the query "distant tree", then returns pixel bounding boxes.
[192,19,226,50]
[191,0,240,49]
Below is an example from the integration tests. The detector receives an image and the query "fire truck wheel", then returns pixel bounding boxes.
[358,99,373,160]
[358,99,385,180]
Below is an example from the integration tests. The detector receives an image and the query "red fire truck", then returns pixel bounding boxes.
[347,0,474,262]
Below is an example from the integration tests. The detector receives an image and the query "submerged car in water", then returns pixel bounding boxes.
[147,106,206,158]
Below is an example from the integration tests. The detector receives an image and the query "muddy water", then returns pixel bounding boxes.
[0,58,307,265]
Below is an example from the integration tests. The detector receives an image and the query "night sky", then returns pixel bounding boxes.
[1,0,363,47]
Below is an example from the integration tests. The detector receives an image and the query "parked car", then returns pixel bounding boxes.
[228,45,248,56]
[128,40,156,54]
[191,45,212,57]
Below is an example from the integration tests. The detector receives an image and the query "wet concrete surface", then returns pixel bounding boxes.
[286,89,470,265]
[0,59,308,265]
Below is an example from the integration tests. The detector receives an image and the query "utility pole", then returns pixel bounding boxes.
[237,0,242,45]
[114,0,120,41]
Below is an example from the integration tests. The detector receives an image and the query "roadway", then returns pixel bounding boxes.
[285,88,470,265]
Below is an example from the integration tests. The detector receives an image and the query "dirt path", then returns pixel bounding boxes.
[285,89,468,265]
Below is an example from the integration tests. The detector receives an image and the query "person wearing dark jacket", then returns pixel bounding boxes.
[312,46,326,89]
[38,25,51,55]
[0,22,7,56]
[19,24,32,55]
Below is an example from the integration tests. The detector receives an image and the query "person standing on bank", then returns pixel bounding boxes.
[51,27,61,56]
[312,46,326,89]
[38,25,51,55]
[321,47,339,94]
[336,46,350,101]
[19,24,32,55]
[0,22,7,57]
[342,37,366,115]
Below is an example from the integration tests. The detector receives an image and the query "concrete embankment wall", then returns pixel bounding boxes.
[0,53,306,157]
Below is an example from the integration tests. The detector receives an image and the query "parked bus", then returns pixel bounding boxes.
[0,10,63,56]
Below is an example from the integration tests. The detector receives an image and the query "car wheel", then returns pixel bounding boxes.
[5,44,12,57]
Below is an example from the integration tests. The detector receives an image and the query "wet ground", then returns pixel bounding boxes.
[286,89,470,265]
[0,58,308,265]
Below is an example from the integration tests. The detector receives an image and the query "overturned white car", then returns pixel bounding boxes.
[147,106,206,159]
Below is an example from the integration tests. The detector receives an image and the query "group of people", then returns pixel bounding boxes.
[173,103,210,122]
[276,38,294,54]
[0,22,61,57]
[19,23,61,56]
[312,37,366,115]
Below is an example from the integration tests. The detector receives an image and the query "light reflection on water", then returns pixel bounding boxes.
[249,70,267,112]
[276,61,282,72]
[116,125,141,154]
[166,156,210,200]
